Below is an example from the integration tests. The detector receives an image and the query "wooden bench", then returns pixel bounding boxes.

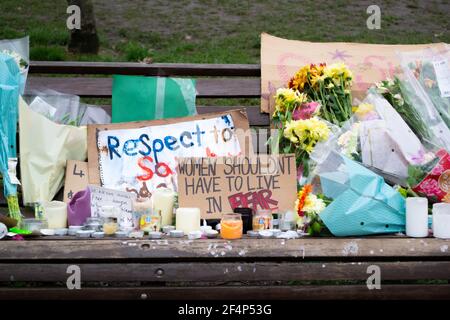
[0,61,449,300]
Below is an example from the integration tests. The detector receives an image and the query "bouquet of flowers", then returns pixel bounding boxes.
[288,63,354,126]
[328,90,433,185]
[399,49,450,129]
[376,74,450,149]
[407,149,450,203]
[0,52,22,222]
[271,88,331,179]
[294,184,330,235]
[308,150,406,236]
[0,36,29,94]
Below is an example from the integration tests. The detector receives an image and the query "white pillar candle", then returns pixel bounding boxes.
[153,188,176,226]
[42,201,67,229]
[432,203,450,239]
[176,208,201,234]
[406,197,429,238]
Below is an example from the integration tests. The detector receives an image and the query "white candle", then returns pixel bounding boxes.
[176,207,201,234]
[153,188,176,226]
[406,197,429,238]
[42,201,67,229]
[432,203,450,239]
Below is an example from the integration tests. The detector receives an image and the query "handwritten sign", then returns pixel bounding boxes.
[89,185,135,227]
[63,160,89,203]
[95,114,243,198]
[261,33,448,114]
[177,155,297,220]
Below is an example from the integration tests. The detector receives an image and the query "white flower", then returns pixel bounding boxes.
[1,49,28,72]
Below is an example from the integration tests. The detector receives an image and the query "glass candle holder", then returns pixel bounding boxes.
[432,203,450,239]
[252,209,273,231]
[406,197,429,238]
[220,213,243,240]
[103,217,118,236]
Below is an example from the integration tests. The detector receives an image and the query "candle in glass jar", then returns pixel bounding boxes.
[153,188,176,226]
[432,203,450,239]
[221,213,243,240]
[42,201,67,229]
[176,208,200,233]
[406,197,429,238]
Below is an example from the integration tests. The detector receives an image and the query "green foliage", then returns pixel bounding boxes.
[30,46,65,61]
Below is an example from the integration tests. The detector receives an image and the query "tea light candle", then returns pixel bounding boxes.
[406,197,429,238]
[162,225,175,234]
[200,219,212,235]
[176,208,201,234]
[153,188,176,226]
[432,203,450,239]
[206,229,219,239]
[169,230,184,238]
[188,230,203,240]
[68,225,83,236]
[42,201,67,229]
[149,231,163,239]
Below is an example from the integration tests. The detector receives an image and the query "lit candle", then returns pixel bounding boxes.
[176,208,201,234]
[42,201,67,229]
[153,188,176,226]
[432,203,450,239]
[406,197,429,238]
[220,213,243,240]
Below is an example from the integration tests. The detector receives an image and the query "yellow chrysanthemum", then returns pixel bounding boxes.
[323,62,353,82]
[354,103,374,117]
[283,117,330,153]
[273,88,307,114]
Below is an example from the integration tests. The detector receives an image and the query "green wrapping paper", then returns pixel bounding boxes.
[112,75,197,123]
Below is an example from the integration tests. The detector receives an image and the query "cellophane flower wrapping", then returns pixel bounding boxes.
[0,36,29,94]
[0,53,21,221]
[318,90,434,186]
[308,149,406,236]
[25,89,111,126]
[376,75,450,149]
[399,48,450,132]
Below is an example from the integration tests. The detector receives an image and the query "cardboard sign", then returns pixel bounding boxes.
[89,185,135,227]
[177,154,297,220]
[63,160,89,203]
[260,33,448,114]
[88,110,252,198]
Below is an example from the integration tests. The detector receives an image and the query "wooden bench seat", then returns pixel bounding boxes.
[1,237,450,300]
[0,61,448,300]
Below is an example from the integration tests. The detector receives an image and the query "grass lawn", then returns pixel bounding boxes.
[0,0,448,64]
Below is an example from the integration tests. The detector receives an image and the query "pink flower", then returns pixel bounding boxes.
[419,179,441,195]
[431,163,444,175]
[293,102,321,120]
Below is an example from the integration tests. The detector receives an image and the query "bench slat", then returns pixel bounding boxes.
[29,61,261,77]
[2,261,449,282]
[1,285,449,300]
[1,238,449,260]
[26,77,260,98]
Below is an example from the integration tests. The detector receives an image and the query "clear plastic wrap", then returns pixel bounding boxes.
[313,90,433,186]
[25,89,111,125]
[399,48,450,137]
[0,36,29,94]
[308,150,406,236]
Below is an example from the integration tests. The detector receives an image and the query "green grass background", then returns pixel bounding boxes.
[0,0,448,63]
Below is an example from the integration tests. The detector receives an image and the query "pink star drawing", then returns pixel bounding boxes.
[329,49,352,61]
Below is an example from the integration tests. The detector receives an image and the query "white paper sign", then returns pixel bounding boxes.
[433,59,450,98]
[89,185,135,227]
[97,114,241,197]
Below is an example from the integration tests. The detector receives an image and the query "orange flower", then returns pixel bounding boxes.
[296,184,313,216]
